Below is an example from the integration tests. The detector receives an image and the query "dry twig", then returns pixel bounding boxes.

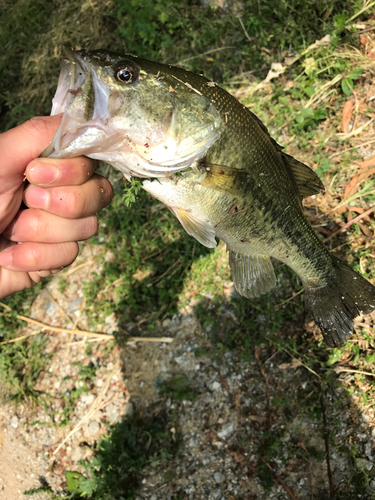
[260,457,299,500]
[0,302,173,344]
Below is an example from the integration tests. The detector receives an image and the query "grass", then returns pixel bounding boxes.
[1,0,375,498]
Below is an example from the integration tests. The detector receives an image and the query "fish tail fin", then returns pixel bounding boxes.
[305,256,375,347]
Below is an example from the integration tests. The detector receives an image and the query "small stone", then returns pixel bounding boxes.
[217,422,234,439]
[356,458,373,471]
[81,393,95,406]
[214,472,225,483]
[71,446,83,462]
[87,421,100,436]
[175,355,189,365]
[124,402,134,418]
[45,302,56,316]
[68,297,82,312]
[11,416,18,429]
[365,441,372,458]
[211,381,220,391]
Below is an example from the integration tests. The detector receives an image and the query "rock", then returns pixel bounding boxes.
[80,393,95,406]
[356,458,373,471]
[217,422,234,439]
[87,421,100,436]
[214,471,225,483]
[175,355,189,365]
[11,416,18,429]
[106,403,120,424]
[45,302,56,316]
[71,446,84,462]
[124,402,134,418]
[211,381,221,391]
[68,297,82,312]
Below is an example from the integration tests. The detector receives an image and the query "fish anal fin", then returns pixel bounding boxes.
[283,153,325,199]
[228,248,276,298]
[171,207,217,248]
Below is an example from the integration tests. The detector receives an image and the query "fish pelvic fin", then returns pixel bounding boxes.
[228,248,276,298]
[171,207,217,248]
[305,256,375,347]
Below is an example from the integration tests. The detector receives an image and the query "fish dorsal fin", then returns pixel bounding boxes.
[283,153,324,199]
[228,247,276,298]
[171,207,217,248]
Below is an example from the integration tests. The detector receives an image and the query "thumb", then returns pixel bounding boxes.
[0,115,62,195]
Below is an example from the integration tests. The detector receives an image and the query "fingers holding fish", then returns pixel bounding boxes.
[26,155,98,187]
[23,173,113,219]
[3,209,98,243]
[0,241,78,272]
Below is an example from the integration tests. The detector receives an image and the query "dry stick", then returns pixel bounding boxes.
[275,289,304,308]
[335,368,375,378]
[328,137,375,160]
[282,347,321,380]
[323,205,375,242]
[320,389,335,499]
[0,330,42,345]
[46,289,77,331]
[175,46,235,65]
[61,259,93,277]
[0,302,173,344]
[53,363,120,455]
[260,457,299,500]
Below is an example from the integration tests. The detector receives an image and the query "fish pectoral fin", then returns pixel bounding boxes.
[228,248,276,298]
[171,207,217,248]
[198,163,246,196]
[283,153,325,199]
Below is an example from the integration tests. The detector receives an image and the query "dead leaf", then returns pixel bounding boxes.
[342,100,354,133]
[227,449,247,464]
[264,62,285,83]
[235,393,242,413]
[248,414,268,423]
[168,85,176,92]
[278,358,302,370]
[315,34,331,46]
[354,156,375,169]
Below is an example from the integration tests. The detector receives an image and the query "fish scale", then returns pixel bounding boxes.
[43,46,375,347]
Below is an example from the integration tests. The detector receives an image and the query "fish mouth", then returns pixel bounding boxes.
[43,46,223,178]
[43,45,110,158]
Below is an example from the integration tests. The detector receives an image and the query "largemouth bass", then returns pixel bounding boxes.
[43,46,375,347]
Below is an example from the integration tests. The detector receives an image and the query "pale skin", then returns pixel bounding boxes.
[0,115,114,299]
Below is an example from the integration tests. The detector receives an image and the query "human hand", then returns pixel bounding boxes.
[0,115,113,299]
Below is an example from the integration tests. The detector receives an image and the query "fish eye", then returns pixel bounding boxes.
[115,65,137,84]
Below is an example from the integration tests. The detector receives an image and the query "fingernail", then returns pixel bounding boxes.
[28,164,60,184]
[0,248,13,267]
[24,186,49,209]
[51,267,64,274]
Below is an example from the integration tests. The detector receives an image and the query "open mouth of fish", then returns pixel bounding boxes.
[43,46,222,178]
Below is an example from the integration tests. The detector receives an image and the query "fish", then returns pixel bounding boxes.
[42,45,375,347]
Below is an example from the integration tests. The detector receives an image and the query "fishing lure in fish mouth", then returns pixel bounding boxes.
[43,45,375,348]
